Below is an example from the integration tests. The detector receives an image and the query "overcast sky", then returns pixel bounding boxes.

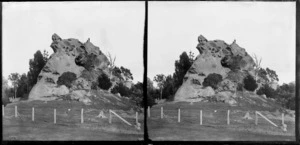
[3,2,145,84]
[149,2,295,85]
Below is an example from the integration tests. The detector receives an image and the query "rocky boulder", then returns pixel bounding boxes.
[174,35,256,104]
[29,34,111,101]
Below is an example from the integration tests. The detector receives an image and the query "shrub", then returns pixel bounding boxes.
[97,73,112,90]
[111,83,131,97]
[256,84,276,98]
[202,73,223,90]
[243,75,257,92]
[57,72,77,88]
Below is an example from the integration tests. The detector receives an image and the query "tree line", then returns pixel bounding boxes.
[2,50,49,105]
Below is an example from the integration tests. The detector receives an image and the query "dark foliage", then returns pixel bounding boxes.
[173,52,193,91]
[27,50,48,90]
[275,83,295,110]
[57,72,77,88]
[75,53,99,71]
[146,77,158,107]
[202,73,223,90]
[120,66,133,80]
[256,84,276,98]
[243,75,258,92]
[97,73,112,90]
[162,75,176,101]
[111,83,131,97]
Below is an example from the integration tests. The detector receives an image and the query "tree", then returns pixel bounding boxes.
[2,76,10,105]
[97,73,112,90]
[243,74,258,92]
[147,77,157,107]
[120,66,133,81]
[256,84,276,98]
[188,51,195,63]
[275,83,295,110]
[252,54,262,81]
[107,52,116,80]
[266,67,279,82]
[154,74,166,100]
[162,75,175,101]
[129,82,143,107]
[43,50,49,62]
[8,73,20,99]
[16,73,29,99]
[27,50,48,91]
[173,51,193,91]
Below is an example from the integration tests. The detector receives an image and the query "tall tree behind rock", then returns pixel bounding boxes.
[27,50,48,90]
[173,51,193,91]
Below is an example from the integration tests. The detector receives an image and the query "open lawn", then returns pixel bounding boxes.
[2,100,144,141]
[147,101,295,141]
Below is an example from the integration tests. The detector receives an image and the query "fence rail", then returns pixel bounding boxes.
[148,106,288,131]
[2,105,142,130]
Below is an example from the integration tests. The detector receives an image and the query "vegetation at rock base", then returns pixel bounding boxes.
[256,84,276,98]
[243,74,258,92]
[97,73,112,90]
[57,72,77,88]
[202,73,223,90]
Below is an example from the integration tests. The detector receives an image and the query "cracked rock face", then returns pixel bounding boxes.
[29,34,110,101]
[174,35,256,102]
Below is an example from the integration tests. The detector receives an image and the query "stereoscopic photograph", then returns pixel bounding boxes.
[2,2,145,140]
[147,1,296,141]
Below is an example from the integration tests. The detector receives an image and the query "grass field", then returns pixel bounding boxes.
[2,100,144,141]
[147,101,295,141]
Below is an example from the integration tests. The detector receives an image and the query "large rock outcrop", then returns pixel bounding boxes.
[29,34,111,101]
[174,35,256,103]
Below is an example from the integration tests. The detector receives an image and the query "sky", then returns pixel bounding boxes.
[2,2,145,85]
[149,2,295,85]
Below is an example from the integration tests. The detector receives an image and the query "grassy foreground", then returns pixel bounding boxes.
[2,100,144,141]
[147,101,295,141]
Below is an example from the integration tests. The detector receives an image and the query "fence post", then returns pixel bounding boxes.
[178,108,181,123]
[282,113,284,125]
[54,109,56,124]
[147,106,150,118]
[161,107,163,119]
[255,111,258,125]
[15,106,17,118]
[2,105,4,117]
[136,112,138,124]
[200,110,202,125]
[81,108,84,124]
[227,110,230,125]
[109,109,112,124]
[32,107,35,121]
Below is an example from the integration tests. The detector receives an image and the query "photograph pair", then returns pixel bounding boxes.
[2,1,297,143]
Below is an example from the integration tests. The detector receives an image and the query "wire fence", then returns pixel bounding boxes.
[2,105,143,130]
[147,106,293,132]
